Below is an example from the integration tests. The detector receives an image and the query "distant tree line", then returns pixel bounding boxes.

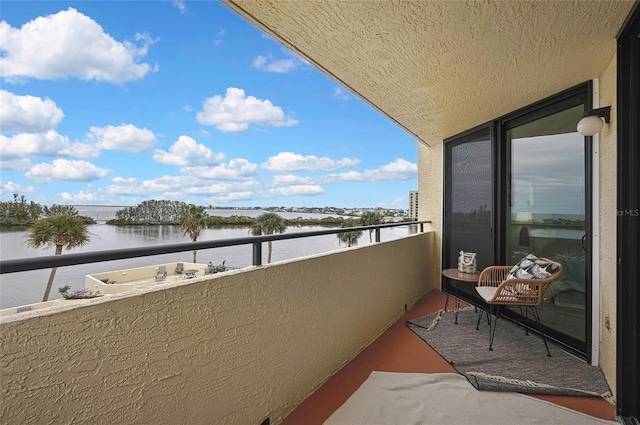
[0,194,96,226]
[107,200,352,227]
[108,200,188,225]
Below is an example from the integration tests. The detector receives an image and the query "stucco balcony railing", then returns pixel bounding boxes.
[0,224,436,424]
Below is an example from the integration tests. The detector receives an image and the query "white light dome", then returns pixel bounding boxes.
[577,115,604,136]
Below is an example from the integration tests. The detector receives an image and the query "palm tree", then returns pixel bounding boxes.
[336,218,363,247]
[179,204,208,263]
[359,211,385,243]
[27,213,91,302]
[250,212,286,263]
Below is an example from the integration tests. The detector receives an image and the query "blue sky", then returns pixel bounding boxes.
[0,1,418,209]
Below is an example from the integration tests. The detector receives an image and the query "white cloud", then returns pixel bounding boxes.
[153,135,225,166]
[182,158,258,180]
[105,174,258,200]
[0,157,31,171]
[262,152,360,172]
[252,55,297,73]
[213,27,224,46]
[183,181,257,195]
[0,180,36,194]
[26,159,110,182]
[1,131,99,159]
[267,185,324,196]
[182,180,258,195]
[173,0,186,14]
[0,8,156,83]
[298,158,418,184]
[321,159,417,183]
[3,131,66,156]
[59,141,102,158]
[111,176,136,184]
[363,158,417,180]
[0,90,64,134]
[376,196,406,209]
[60,190,98,203]
[209,191,253,203]
[333,87,350,101]
[88,124,156,152]
[327,170,364,182]
[106,175,187,195]
[272,174,313,185]
[196,87,298,132]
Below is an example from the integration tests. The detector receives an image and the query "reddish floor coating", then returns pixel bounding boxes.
[282,290,616,424]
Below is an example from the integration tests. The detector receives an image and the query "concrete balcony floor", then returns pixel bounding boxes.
[283,289,616,424]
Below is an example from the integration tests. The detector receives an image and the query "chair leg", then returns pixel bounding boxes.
[519,306,530,336]
[444,294,449,312]
[476,306,483,330]
[489,305,501,351]
[476,303,492,330]
[531,307,551,357]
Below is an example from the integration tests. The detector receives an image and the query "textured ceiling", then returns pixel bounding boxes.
[223,0,634,146]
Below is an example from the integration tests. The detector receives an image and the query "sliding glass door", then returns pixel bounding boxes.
[505,105,590,352]
[443,83,592,357]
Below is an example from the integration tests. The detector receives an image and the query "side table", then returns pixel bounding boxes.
[442,268,481,324]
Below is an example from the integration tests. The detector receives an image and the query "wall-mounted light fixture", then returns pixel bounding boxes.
[576,106,611,136]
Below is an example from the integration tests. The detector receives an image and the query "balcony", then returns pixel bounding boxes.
[1,227,440,424]
[0,223,616,424]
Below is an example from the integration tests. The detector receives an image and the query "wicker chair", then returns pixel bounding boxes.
[475,256,563,356]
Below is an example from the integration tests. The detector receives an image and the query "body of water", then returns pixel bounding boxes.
[0,206,415,309]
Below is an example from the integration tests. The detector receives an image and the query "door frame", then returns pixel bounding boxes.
[616,3,640,422]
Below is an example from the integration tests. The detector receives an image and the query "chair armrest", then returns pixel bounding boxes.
[491,278,551,306]
[478,266,511,287]
[479,258,563,306]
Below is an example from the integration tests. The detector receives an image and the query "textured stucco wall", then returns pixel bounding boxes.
[419,142,443,291]
[0,233,433,425]
[597,55,617,397]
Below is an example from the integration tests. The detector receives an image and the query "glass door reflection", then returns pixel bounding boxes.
[506,105,589,350]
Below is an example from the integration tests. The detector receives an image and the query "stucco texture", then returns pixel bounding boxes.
[419,142,443,289]
[0,233,434,425]
[597,54,617,397]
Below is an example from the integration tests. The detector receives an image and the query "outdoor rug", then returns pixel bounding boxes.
[406,308,613,400]
[324,372,617,425]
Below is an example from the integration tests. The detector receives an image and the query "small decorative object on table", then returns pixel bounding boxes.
[458,251,477,273]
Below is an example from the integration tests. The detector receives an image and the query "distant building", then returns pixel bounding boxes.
[409,190,418,220]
